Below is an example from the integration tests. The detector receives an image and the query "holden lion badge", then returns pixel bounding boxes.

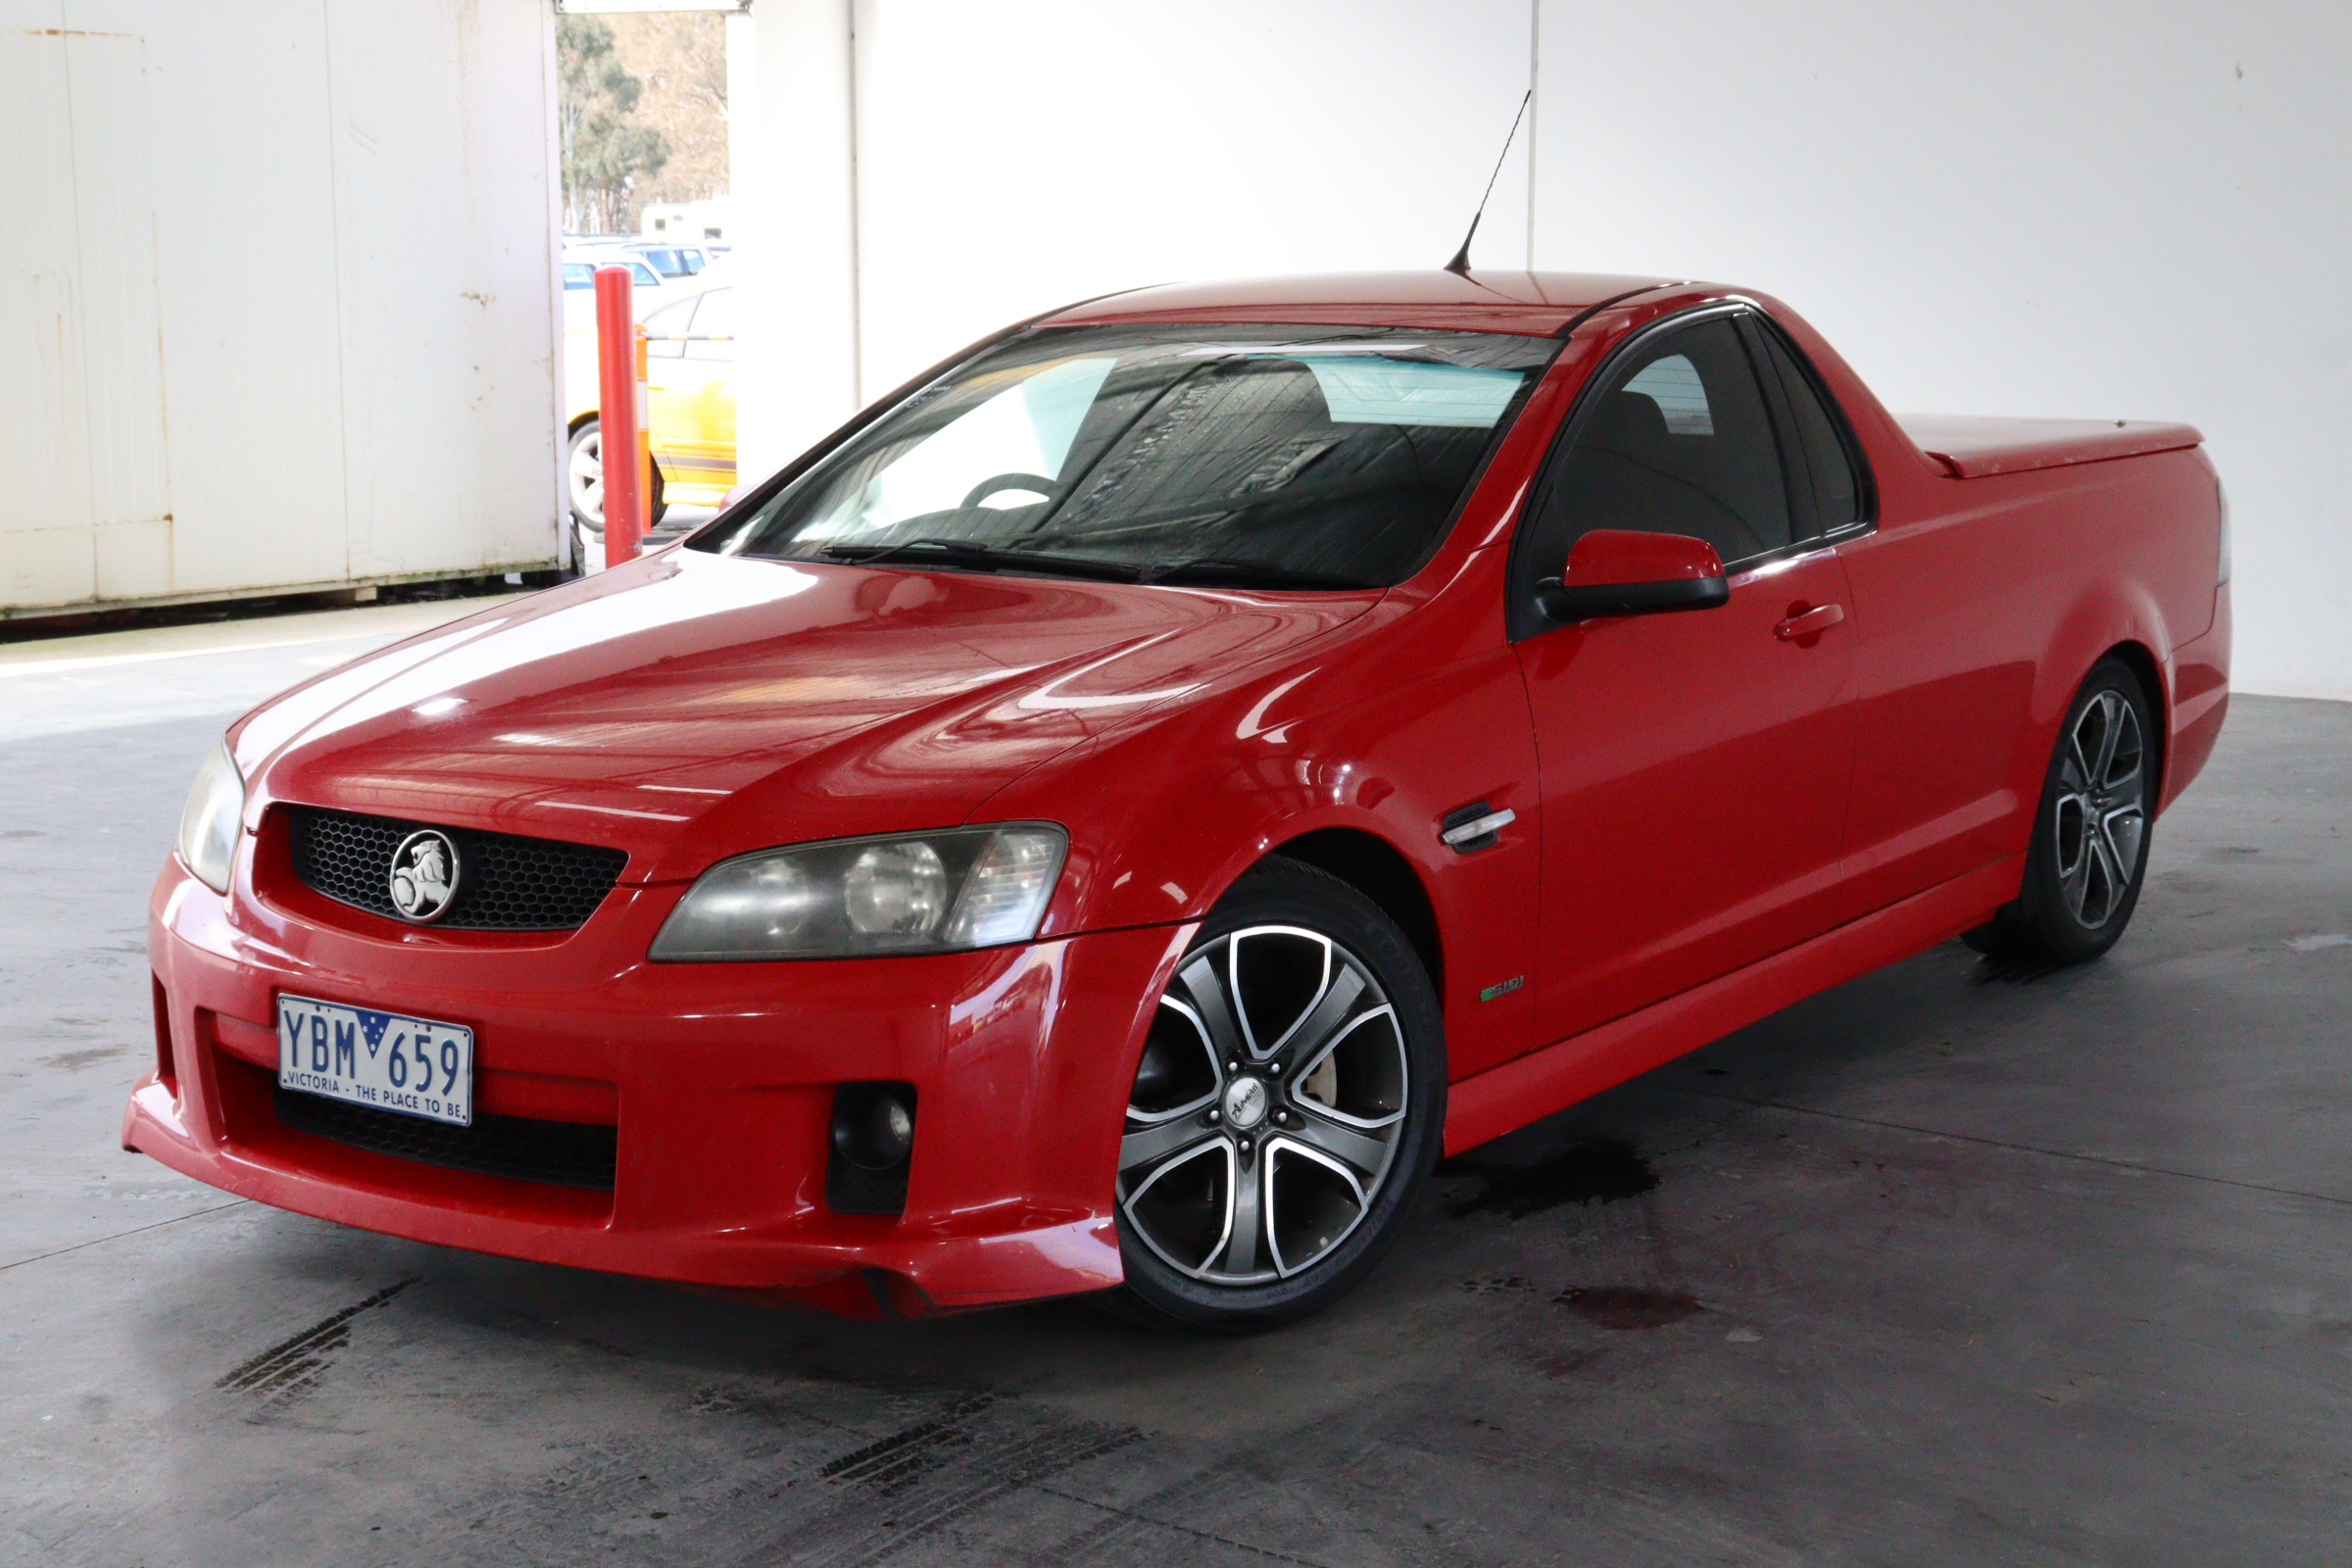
[388,830,462,922]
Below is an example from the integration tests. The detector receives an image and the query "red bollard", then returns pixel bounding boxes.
[592,266,649,565]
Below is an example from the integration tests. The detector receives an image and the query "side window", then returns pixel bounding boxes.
[1751,323,1863,532]
[642,295,697,359]
[1622,355,1713,433]
[683,288,731,361]
[1529,316,1791,577]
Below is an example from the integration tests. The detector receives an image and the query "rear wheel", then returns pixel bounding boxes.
[1107,857,1445,1333]
[1966,657,2157,964]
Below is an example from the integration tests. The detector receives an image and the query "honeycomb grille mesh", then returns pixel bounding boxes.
[275,1089,617,1191]
[287,808,627,931]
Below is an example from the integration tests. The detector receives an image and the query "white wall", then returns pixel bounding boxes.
[0,0,563,615]
[850,0,1538,393]
[734,0,2346,699]
[1530,2,2351,701]
[736,0,1538,474]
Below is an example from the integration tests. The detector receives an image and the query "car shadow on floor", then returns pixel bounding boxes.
[271,932,2030,1386]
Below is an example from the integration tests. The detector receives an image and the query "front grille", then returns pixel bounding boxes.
[287,807,627,931]
[274,1088,618,1190]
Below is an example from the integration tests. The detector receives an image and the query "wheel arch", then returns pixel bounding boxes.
[2094,636,2171,805]
[2026,570,2177,813]
[1262,826,1445,1002]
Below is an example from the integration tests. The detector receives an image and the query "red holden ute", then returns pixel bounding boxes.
[130,272,2230,1330]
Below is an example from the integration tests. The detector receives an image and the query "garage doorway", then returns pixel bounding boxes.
[554,0,747,570]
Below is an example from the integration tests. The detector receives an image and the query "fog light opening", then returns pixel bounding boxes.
[833,1083,916,1171]
[826,1082,918,1218]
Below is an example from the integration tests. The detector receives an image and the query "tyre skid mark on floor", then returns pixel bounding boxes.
[216,1277,418,1406]
[817,1392,996,1495]
[742,1392,1144,1568]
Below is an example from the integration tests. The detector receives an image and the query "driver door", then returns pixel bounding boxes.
[1512,309,1860,1049]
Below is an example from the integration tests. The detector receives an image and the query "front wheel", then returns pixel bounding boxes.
[1107,857,1446,1332]
[1967,657,2157,965]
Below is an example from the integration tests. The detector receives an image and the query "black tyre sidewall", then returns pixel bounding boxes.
[1109,857,1446,1333]
[2014,658,2158,963]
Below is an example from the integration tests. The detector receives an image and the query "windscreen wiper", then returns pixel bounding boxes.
[1146,558,1381,591]
[818,538,1144,583]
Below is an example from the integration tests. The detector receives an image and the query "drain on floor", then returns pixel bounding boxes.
[1555,1286,1702,1330]
[1439,1136,1659,1218]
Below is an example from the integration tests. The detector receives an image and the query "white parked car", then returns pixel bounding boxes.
[559,250,680,333]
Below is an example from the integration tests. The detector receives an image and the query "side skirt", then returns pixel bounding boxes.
[1443,856,2023,1154]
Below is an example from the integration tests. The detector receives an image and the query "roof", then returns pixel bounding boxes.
[1039,270,1684,337]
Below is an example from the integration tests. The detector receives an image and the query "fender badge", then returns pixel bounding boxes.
[1478,975,1526,1003]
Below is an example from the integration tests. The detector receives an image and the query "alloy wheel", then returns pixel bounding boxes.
[568,426,604,528]
[2051,688,2146,929]
[1120,925,1409,1286]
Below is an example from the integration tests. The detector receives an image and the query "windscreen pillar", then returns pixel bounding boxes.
[733,0,862,483]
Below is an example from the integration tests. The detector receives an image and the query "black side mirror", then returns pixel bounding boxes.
[1536,574,1731,620]
[1535,529,1731,623]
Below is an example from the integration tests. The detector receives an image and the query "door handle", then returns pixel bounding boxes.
[1774,603,1845,643]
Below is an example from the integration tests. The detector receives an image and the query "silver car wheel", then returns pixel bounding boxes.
[567,424,605,530]
[2052,688,2147,929]
[1119,925,1408,1287]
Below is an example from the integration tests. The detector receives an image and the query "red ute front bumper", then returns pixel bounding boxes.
[126,857,1188,1318]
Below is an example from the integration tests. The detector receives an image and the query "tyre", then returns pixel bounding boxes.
[566,419,605,534]
[1106,856,1446,1332]
[1966,657,2157,965]
[565,419,665,573]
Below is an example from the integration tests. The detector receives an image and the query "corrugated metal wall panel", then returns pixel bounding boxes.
[1,22,101,606]
[0,0,559,616]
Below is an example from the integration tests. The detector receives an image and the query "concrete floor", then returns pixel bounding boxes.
[3,605,2348,1566]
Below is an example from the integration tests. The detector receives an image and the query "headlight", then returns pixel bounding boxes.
[650,824,1068,960]
[175,739,245,894]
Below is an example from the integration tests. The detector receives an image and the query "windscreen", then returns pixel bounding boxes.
[692,323,1557,589]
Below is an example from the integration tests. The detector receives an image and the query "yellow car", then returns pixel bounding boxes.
[564,282,735,564]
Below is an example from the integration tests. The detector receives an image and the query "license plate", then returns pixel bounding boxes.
[277,994,474,1127]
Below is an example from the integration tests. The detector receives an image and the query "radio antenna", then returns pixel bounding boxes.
[1444,89,1532,275]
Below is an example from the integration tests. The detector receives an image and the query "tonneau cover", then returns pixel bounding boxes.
[1896,415,2203,479]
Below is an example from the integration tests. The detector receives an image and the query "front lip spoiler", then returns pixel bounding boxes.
[122,1066,1124,1317]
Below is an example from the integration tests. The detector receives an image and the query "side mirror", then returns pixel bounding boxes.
[1534,528,1731,622]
